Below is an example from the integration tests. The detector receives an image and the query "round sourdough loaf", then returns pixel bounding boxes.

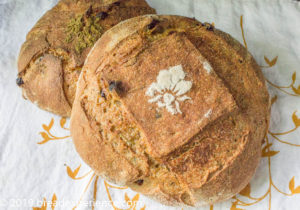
[70,15,270,206]
[17,0,155,117]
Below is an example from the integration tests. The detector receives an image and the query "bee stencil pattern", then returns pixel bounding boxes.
[146,65,192,115]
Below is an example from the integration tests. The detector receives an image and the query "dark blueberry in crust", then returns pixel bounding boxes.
[85,6,93,18]
[96,11,108,20]
[100,90,106,100]
[206,24,214,31]
[135,179,144,185]
[16,77,24,86]
[202,22,214,31]
[155,112,162,119]
[109,81,123,92]
[109,81,117,91]
[147,19,160,30]
[151,25,164,34]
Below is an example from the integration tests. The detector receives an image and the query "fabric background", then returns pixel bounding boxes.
[0,0,299,209]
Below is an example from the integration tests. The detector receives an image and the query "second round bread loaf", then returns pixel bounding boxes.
[17,0,156,116]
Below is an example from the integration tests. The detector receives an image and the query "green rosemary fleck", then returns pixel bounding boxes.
[65,14,103,54]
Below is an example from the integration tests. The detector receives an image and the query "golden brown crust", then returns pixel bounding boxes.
[70,15,270,206]
[17,0,156,117]
[20,54,72,116]
[100,33,237,158]
[71,73,140,185]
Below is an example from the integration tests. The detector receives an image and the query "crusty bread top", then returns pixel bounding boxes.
[71,15,270,206]
[18,0,155,73]
[17,0,156,116]
[100,33,237,157]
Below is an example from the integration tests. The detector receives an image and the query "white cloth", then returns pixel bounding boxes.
[0,0,300,209]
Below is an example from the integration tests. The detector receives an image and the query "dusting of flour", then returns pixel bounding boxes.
[146,65,192,115]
